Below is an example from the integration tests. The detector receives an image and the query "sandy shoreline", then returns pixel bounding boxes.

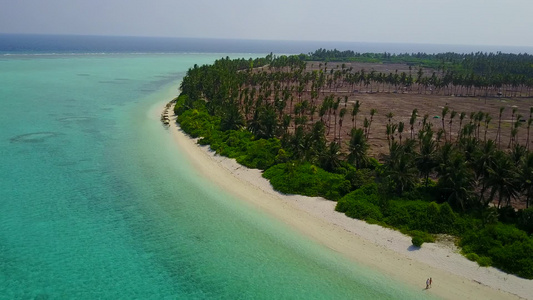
[161,102,532,299]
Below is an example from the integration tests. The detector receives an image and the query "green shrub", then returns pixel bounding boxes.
[343,199,383,221]
[408,230,435,243]
[237,138,280,170]
[412,236,424,247]
[336,184,380,214]
[460,224,533,279]
[477,256,493,267]
[465,253,479,262]
[384,200,428,231]
[517,208,533,235]
[173,94,189,115]
[498,206,517,224]
[263,162,350,200]
[345,168,376,190]
[438,202,457,233]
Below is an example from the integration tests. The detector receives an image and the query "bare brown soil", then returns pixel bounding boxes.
[288,62,533,159]
[334,92,532,157]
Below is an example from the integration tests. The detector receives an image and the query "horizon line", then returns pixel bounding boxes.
[2,32,533,51]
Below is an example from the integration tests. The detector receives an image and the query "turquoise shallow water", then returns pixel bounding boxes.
[0,53,434,299]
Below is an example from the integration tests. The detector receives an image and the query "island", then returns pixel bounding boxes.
[167,50,533,298]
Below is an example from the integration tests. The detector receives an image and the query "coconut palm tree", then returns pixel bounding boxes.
[508,107,518,147]
[483,113,492,142]
[441,106,450,142]
[320,141,343,172]
[471,139,496,204]
[416,129,437,187]
[339,108,347,141]
[386,112,394,125]
[348,128,369,168]
[367,108,377,139]
[409,108,418,140]
[398,122,405,145]
[520,152,533,208]
[497,106,505,148]
[351,100,361,130]
[385,141,418,195]
[449,110,457,142]
[509,114,523,148]
[486,150,520,208]
[458,112,466,142]
[437,150,474,210]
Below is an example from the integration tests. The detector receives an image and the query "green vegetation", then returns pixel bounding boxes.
[304,49,533,98]
[263,162,350,200]
[174,51,533,279]
[412,236,424,247]
[335,182,532,277]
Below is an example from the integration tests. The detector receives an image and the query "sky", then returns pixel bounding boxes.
[1,0,532,47]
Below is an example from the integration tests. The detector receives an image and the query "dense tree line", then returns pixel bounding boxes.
[175,51,533,279]
[305,49,533,97]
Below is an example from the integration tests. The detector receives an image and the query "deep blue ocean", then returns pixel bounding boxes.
[0,34,497,299]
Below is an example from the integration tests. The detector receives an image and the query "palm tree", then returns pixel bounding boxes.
[509,114,523,148]
[437,150,474,210]
[363,117,370,138]
[339,108,347,141]
[220,103,245,131]
[367,108,377,139]
[497,106,505,148]
[471,139,496,204]
[386,112,394,125]
[441,106,449,142]
[332,98,341,139]
[458,112,466,142]
[508,107,518,147]
[483,113,492,142]
[386,123,398,149]
[398,122,405,145]
[386,123,393,148]
[475,111,484,140]
[351,100,361,130]
[528,118,533,151]
[385,141,418,195]
[409,108,418,140]
[348,128,369,168]
[416,129,437,187]
[485,150,519,208]
[320,141,343,172]
[449,110,457,142]
[520,152,533,208]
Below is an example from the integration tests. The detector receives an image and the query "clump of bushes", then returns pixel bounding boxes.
[460,223,533,278]
[263,162,351,200]
[336,184,458,235]
[412,236,424,247]
[335,183,383,222]
[335,183,533,279]
[177,100,280,171]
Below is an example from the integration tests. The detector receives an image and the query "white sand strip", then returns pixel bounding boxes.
[163,103,532,300]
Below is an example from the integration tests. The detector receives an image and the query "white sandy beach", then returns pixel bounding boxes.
[161,102,533,300]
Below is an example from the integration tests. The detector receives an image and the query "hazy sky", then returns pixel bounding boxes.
[1,0,532,47]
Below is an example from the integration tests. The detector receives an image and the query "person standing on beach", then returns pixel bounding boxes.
[426,278,429,289]
[429,277,432,288]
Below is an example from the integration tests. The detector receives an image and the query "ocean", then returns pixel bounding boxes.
[0,34,448,299]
